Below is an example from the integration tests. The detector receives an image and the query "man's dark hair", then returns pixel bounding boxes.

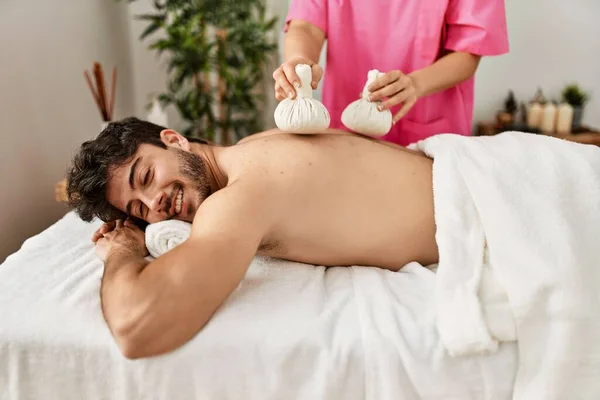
[66,116,207,223]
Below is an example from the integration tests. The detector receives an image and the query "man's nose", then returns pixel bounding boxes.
[149,191,167,213]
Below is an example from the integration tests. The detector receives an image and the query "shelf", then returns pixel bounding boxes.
[475,123,600,146]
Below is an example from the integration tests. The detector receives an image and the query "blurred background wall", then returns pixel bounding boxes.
[0,0,136,261]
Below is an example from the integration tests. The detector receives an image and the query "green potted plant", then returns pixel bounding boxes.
[119,0,278,144]
[561,83,590,130]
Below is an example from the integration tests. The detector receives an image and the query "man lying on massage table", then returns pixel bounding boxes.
[66,116,600,374]
[66,117,437,359]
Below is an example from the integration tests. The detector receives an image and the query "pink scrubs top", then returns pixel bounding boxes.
[285,0,509,146]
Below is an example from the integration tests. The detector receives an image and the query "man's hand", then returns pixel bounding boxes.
[92,220,116,243]
[93,219,148,262]
[367,70,420,124]
[273,56,323,101]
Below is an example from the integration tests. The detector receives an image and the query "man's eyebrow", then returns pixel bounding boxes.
[126,156,143,216]
[129,156,142,190]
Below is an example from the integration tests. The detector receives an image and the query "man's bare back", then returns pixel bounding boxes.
[73,120,439,358]
[223,130,438,270]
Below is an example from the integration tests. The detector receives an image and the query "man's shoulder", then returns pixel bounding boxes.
[235,128,342,142]
[190,175,282,238]
[230,134,313,175]
[198,136,306,224]
[236,129,284,144]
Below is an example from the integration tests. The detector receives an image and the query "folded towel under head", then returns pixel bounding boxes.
[145,220,192,258]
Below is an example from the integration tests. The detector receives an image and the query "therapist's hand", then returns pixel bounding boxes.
[367,70,420,124]
[273,56,323,101]
[93,219,148,262]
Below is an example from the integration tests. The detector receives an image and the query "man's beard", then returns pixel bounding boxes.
[166,148,213,219]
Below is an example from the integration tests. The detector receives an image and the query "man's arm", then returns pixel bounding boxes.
[100,182,275,359]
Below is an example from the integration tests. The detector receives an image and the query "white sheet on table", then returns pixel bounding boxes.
[0,212,517,400]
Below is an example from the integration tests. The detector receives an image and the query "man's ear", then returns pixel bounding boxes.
[160,129,191,151]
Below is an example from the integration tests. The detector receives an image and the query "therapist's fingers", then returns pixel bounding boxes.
[281,64,300,98]
[368,80,406,102]
[379,85,416,111]
[310,64,323,89]
[274,83,287,101]
[282,63,301,90]
[370,74,413,102]
[273,67,296,100]
[393,97,418,124]
[367,70,402,92]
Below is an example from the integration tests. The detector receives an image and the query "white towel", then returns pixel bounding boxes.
[412,132,600,399]
[145,219,192,258]
[478,253,517,343]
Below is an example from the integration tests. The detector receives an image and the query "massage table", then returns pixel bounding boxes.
[0,211,518,400]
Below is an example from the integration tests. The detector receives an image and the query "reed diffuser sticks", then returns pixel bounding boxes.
[84,62,117,122]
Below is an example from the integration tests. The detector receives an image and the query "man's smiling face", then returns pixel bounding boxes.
[105,143,212,224]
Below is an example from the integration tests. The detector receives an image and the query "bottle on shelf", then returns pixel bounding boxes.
[556,103,574,134]
[540,101,558,134]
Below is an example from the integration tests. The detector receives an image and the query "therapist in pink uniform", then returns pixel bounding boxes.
[273,0,509,146]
